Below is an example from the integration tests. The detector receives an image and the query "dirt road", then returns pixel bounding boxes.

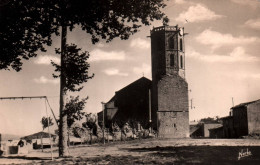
[1,138,260,164]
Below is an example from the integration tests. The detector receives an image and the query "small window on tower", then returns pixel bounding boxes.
[170,54,174,67]
[180,55,183,68]
[180,38,183,51]
[169,36,174,49]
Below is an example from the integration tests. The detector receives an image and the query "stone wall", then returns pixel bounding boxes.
[222,116,235,138]
[157,75,189,138]
[202,123,222,137]
[247,100,260,134]
[157,111,189,138]
[151,29,166,82]
[158,75,188,112]
[209,126,223,138]
[233,107,248,137]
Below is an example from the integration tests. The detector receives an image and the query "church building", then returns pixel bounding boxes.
[98,25,189,138]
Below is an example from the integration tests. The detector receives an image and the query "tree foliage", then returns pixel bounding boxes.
[72,126,85,138]
[0,0,168,71]
[51,44,94,92]
[64,96,87,128]
[82,113,97,136]
[199,116,221,124]
[1,0,168,157]
[40,116,54,130]
[0,0,58,71]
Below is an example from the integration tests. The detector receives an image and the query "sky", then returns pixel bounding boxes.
[1,0,260,136]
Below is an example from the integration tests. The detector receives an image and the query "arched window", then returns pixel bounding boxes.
[180,38,183,51]
[170,54,174,67]
[180,55,183,68]
[169,36,174,49]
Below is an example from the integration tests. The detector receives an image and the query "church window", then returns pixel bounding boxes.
[180,38,183,51]
[169,36,174,49]
[170,54,174,67]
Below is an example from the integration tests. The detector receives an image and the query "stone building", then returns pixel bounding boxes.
[211,99,260,138]
[151,25,189,138]
[209,126,224,138]
[221,116,235,138]
[231,99,260,137]
[97,77,153,129]
[202,123,223,137]
[190,123,222,138]
[98,25,190,138]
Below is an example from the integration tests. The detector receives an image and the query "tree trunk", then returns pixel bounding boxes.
[90,132,92,145]
[121,128,123,141]
[106,129,108,143]
[58,25,69,157]
[68,131,70,147]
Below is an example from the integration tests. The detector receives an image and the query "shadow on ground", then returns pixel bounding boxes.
[0,155,52,161]
[2,146,260,164]
[124,146,260,165]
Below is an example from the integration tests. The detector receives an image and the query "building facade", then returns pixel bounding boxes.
[222,116,235,138]
[97,77,153,129]
[216,99,260,138]
[209,126,224,139]
[232,99,260,137]
[202,123,222,138]
[151,25,189,138]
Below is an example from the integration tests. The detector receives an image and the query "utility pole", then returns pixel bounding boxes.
[190,98,195,109]
[188,89,195,109]
[101,102,105,144]
[232,97,234,107]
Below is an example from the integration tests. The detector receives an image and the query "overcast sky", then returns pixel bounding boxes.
[1,0,260,135]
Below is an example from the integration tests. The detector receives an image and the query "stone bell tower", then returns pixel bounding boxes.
[151,25,189,138]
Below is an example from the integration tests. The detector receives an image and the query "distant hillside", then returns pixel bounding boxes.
[1,134,21,141]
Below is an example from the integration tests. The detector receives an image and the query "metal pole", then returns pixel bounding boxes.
[45,99,53,160]
[101,102,105,144]
[45,98,59,126]
[149,89,152,134]
[0,96,46,100]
